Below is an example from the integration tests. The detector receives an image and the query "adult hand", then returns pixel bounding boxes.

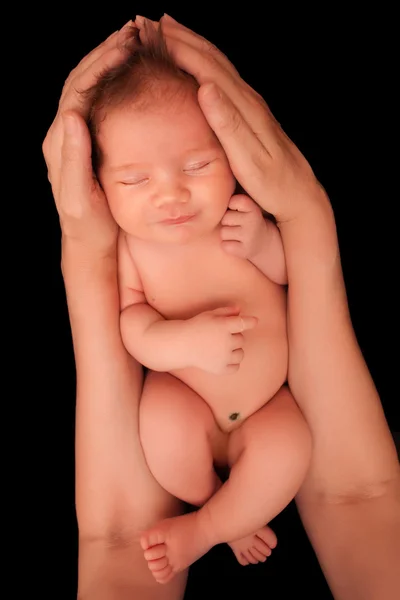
[136,14,326,224]
[42,21,136,257]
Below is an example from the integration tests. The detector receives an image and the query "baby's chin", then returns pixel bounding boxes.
[126,218,219,246]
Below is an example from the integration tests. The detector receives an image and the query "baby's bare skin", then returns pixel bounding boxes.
[118,226,311,581]
[98,97,311,583]
[126,225,288,433]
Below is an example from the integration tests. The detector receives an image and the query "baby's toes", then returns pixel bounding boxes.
[236,551,250,566]
[254,537,272,558]
[140,528,166,550]
[153,565,174,584]
[147,556,169,573]
[249,546,268,562]
[144,543,167,561]
[257,526,277,549]
[243,549,258,564]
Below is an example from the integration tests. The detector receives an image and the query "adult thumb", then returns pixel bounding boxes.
[198,83,268,216]
[60,111,95,208]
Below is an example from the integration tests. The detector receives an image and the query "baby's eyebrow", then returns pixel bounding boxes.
[109,162,146,173]
[108,146,219,173]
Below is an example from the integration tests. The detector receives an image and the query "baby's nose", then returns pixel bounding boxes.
[154,189,189,208]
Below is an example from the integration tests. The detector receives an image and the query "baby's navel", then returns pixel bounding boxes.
[229,412,240,421]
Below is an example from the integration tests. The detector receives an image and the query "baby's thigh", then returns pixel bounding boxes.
[139,371,226,484]
[228,386,312,473]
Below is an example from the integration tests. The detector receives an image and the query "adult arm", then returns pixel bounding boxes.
[43,22,188,600]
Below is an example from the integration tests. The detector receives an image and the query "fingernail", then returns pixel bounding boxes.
[106,30,119,41]
[120,19,133,30]
[202,83,221,104]
[163,13,178,23]
[135,15,145,26]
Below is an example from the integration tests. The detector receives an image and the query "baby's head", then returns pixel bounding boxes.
[86,22,236,245]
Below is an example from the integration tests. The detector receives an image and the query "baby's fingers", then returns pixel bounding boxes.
[221,209,248,227]
[228,194,260,213]
[229,348,245,365]
[227,315,258,334]
[221,240,245,258]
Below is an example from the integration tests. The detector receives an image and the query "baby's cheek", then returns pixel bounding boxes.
[105,193,133,231]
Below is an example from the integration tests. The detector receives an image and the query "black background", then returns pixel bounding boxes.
[30,2,398,598]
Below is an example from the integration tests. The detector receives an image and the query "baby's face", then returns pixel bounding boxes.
[97,93,236,245]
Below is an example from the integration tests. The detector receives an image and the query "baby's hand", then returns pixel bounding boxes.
[185,306,258,375]
[220,194,267,260]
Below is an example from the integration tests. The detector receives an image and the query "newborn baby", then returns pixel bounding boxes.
[87,25,312,584]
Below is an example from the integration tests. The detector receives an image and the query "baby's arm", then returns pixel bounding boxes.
[118,231,191,371]
[222,195,287,285]
[249,218,287,285]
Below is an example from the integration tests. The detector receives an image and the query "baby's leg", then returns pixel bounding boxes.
[140,385,311,582]
[200,385,312,543]
[139,371,222,507]
[139,371,276,581]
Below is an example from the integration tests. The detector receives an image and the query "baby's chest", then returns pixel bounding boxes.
[135,244,264,321]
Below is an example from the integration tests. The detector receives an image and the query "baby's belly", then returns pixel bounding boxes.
[133,236,288,433]
[170,323,288,433]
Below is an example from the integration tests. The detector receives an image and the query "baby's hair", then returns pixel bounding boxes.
[82,20,200,172]
[83,20,272,222]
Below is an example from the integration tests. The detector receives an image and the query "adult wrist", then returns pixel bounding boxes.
[61,235,118,276]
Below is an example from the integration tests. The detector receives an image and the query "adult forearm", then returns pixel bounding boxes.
[280,189,400,597]
[120,304,191,371]
[62,240,149,537]
[296,478,400,600]
[78,539,188,600]
[280,190,399,496]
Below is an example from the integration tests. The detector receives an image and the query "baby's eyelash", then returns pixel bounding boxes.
[121,163,212,185]
[186,162,210,171]
[121,179,147,186]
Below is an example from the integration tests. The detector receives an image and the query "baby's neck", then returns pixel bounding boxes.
[130,225,221,254]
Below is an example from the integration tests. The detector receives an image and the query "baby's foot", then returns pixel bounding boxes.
[228,525,277,566]
[140,511,214,584]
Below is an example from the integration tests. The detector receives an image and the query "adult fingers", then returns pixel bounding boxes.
[43,23,135,187]
[59,29,119,106]
[132,16,292,218]
[198,84,276,211]
[59,23,136,115]
[138,14,241,80]
[158,16,279,142]
[68,22,132,82]
[134,16,316,222]
[58,111,97,218]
